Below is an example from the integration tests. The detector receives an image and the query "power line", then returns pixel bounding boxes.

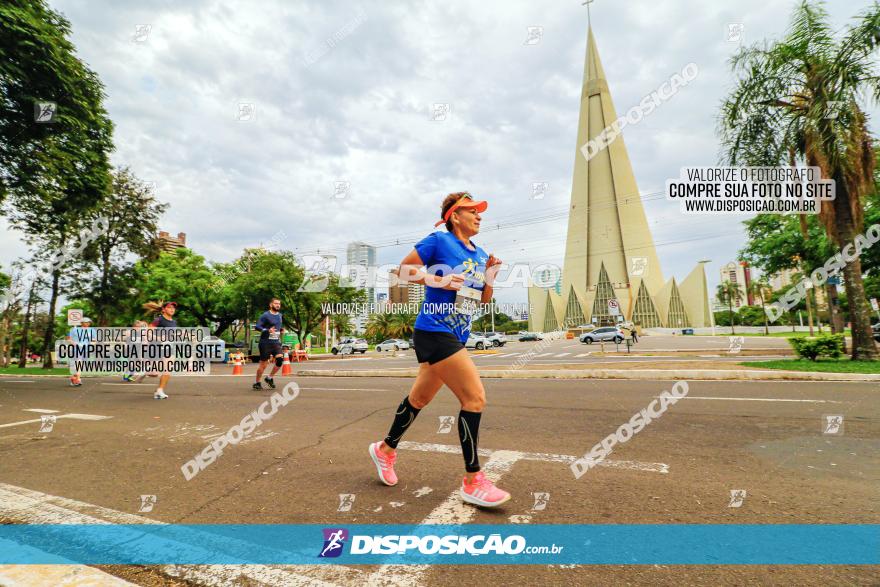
[292,189,670,256]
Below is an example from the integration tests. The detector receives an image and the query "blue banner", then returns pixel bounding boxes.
[0,524,876,565]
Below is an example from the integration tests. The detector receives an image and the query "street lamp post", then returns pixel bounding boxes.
[699,259,716,337]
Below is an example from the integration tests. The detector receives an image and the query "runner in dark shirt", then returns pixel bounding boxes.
[253,298,285,390]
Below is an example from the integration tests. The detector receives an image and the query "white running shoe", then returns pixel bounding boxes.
[154,390,168,399]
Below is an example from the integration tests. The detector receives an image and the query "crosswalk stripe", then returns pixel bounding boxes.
[555,352,570,357]
[575,352,591,357]
[535,353,553,357]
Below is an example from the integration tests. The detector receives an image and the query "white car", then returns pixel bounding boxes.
[482,332,507,347]
[579,327,625,344]
[465,334,490,350]
[331,337,369,355]
[375,339,410,352]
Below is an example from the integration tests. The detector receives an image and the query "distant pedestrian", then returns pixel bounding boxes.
[66,317,93,387]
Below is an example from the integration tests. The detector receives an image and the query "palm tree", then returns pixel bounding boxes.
[365,312,394,342]
[719,1,880,359]
[388,312,416,339]
[748,277,772,335]
[717,281,743,334]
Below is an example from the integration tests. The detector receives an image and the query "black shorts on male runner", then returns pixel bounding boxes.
[259,340,283,361]
[413,328,464,365]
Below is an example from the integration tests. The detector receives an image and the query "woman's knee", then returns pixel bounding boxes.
[460,390,486,412]
[408,393,431,410]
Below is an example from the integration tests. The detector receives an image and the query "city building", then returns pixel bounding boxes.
[376,292,389,311]
[388,268,425,308]
[528,28,710,332]
[156,231,187,253]
[768,267,826,308]
[346,242,377,333]
[720,261,753,309]
[346,242,377,303]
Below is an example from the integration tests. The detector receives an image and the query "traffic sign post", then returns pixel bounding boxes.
[608,299,620,317]
[67,309,83,326]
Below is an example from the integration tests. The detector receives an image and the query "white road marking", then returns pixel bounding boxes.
[575,353,591,357]
[364,440,661,585]
[101,382,153,386]
[299,387,392,392]
[534,353,553,357]
[395,441,668,473]
[0,413,112,429]
[0,560,136,586]
[659,396,840,403]
[0,482,361,587]
[555,353,571,357]
[365,449,521,586]
[1,380,36,383]
[23,409,59,414]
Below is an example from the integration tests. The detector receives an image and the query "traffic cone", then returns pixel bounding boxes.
[281,351,292,376]
[232,353,243,376]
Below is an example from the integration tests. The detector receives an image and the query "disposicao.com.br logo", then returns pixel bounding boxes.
[318,528,562,557]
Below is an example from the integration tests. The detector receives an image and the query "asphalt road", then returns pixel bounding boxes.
[0,371,876,586]
[299,335,793,371]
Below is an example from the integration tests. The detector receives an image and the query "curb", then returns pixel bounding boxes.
[296,368,880,382]
[0,373,71,378]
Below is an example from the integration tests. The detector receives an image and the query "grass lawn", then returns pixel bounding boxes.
[743,358,880,373]
[699,330,850,338]
[0,366,70,376]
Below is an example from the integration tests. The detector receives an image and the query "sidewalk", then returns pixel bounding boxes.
[296,361,880,382]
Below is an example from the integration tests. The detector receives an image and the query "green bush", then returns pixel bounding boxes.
[788,333,844,361]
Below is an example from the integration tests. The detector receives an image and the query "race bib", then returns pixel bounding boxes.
[454,285,481,316]
[269,329,280,340]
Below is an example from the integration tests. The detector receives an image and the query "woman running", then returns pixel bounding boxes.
[122,320,149,382]
[368,192,509,507]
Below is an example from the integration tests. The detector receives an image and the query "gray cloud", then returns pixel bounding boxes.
[2,0,873,308]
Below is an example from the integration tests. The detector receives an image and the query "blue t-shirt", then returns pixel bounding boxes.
[412,231,489,342]
[256,311,283,341]
[68,326,95,344]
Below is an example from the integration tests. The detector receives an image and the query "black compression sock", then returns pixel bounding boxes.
[457,410,483,472]
[384,396,421,449]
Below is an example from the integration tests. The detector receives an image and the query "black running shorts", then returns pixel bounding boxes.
[413,328,464,365]
[259,340,283,361]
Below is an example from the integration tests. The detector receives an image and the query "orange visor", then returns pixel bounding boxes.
[434,193,489,227]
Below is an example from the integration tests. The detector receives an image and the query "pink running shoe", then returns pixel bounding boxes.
[369,441,398,486]
[460,471,511,507]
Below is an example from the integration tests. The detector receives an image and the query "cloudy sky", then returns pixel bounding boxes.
[2,0,875,308]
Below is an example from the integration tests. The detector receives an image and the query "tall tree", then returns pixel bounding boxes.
[2,0,115,367]
[76,167,167,325]
[719,1,880,359]
[747,277,772,335]
[128,248,237,334]
[0,0,114,206]
[16,277,40,368]
[717,281,743,334]
[227,250,365,344]
[0,268,15,367]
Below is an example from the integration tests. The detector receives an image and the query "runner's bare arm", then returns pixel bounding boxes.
[481,254,501,304]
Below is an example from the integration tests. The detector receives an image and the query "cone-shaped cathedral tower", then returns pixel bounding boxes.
[528,28,711,331]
